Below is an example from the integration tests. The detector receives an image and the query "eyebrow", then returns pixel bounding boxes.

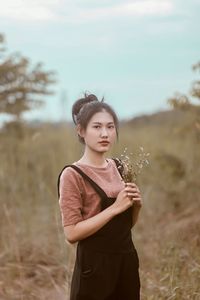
[92,122,115,125]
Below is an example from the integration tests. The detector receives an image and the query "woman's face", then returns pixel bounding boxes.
[79,110,117,153]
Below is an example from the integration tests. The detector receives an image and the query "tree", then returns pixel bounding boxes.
[167,61,200,107]
[167,61,200,180]
[0,33,56,121]
[168,61,200,133]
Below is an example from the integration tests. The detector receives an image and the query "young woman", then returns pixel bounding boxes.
[58,93,142,300]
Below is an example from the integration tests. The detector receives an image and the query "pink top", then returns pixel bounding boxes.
[59,158,125,226]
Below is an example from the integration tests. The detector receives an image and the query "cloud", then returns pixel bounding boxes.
[65,0,175,24]
[0,0,174,23]
[0,0,63,21]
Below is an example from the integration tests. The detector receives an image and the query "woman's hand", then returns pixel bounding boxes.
[112,182,142,215]
[125,182,142,208]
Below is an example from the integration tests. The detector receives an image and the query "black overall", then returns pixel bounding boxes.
[57,162,140,300]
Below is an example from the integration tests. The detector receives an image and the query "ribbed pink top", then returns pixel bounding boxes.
[59,158,125,226]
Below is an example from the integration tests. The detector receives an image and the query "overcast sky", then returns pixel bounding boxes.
[0,0,199,122]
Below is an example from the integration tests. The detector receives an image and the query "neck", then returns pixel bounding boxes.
[79,147,107,167]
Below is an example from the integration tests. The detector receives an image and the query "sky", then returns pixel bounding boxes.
[0,0,200,122]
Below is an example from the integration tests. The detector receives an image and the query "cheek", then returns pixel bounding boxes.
[110,130,117,141]
[84,129,97,142]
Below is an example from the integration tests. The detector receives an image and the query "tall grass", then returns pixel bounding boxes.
[0,113,200,299]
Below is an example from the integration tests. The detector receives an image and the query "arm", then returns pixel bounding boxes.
[123,182,142,228]
[64,205,116,243]
[64,186,136,244]
[132,205,142,227]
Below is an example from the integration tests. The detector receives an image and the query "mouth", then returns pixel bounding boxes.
[99,141,110,146]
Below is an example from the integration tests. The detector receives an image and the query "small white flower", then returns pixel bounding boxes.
[118,146,150,183]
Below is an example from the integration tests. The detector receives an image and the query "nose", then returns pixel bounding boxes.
[100,127,108,137]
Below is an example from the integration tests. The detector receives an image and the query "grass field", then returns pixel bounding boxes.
[0,109,200,299]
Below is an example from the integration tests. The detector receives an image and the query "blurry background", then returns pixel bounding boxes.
[0,0,200,299]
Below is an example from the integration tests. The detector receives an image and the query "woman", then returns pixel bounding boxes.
[58,93,142,300]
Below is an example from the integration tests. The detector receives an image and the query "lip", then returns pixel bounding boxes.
[99,141,110,145]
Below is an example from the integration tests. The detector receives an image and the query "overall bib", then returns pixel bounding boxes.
[58,163,140,300]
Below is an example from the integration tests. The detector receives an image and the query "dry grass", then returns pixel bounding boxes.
[0,113,200,299]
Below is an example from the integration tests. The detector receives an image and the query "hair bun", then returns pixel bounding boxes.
[72,93,98,124]
[85,94,98,102]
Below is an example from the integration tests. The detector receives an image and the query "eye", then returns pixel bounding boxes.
[93,125,101,129]
[108,125,115,129]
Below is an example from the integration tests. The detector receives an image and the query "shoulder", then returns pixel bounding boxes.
[107,157,124,176]
[59,165,83,185]
[109,158,121,174]
[107,157,122,168]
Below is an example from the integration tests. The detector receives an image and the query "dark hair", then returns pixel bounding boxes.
[72,92,119,144]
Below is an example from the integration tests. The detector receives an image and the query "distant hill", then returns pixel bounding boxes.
[122,109,189,128]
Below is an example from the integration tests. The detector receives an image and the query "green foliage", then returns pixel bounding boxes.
[167,61,200,137]
[167,62,200,205]
[0,33,56,120]
[191,62,200,99]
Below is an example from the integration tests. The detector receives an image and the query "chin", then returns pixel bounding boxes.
[93,148,109,154]
[88,144,111,153]
[95,149,108,153]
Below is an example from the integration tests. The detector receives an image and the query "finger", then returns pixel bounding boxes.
[126,192,132,197]
[125,182,137,188]
[126,183,140,193]
[125,190,140,197]
[127,192,140,198]
[132,198,142,204]
[125,187,139,193]
[132,197,141,202]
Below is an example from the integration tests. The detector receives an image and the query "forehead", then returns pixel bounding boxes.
[88,110,114,124]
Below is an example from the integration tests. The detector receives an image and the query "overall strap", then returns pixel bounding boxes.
[112,158,124,179]
[57,165,108,199]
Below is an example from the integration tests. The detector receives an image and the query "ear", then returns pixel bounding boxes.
[77,124,85,138]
